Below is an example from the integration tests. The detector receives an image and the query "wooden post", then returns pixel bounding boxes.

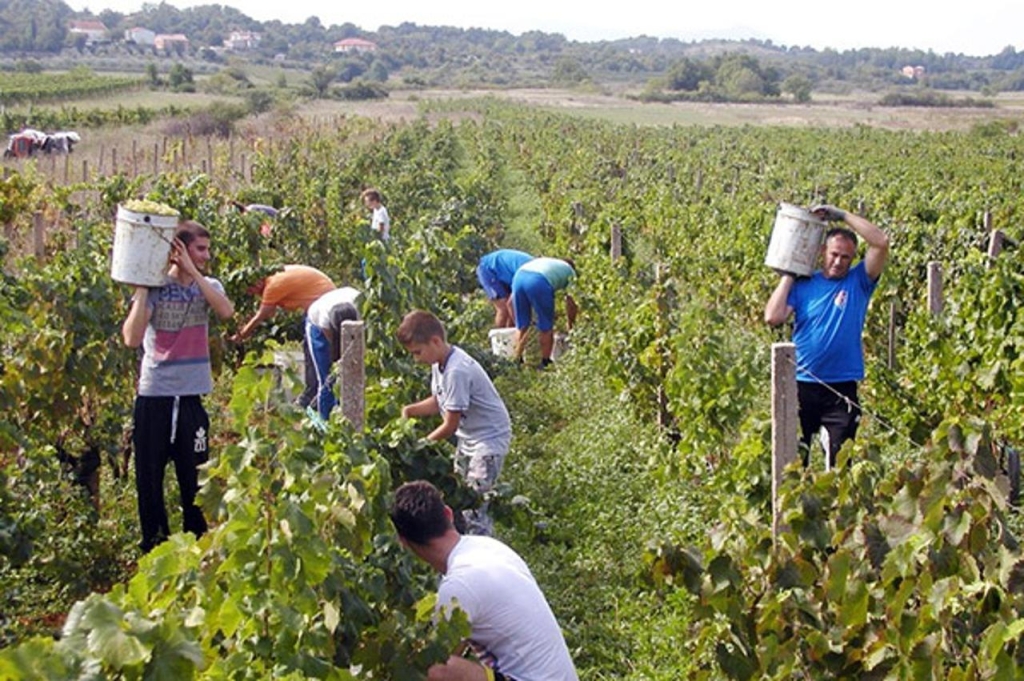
[927,262,943,316]
[63,154,70,183]
[983,210,993,232]
[339,320,365,431]
[112,147,118,175]
[206,136,213,174]
[98,145,105,176]
[131,140,138,178]
[201,159,208,174]
[695,166,703,196]
[988,230,1005,264]
[32,211,45,262]
[654,264,671,431]
[887,299,898,370]
[240,153,247,180]
[572,202,584,234]
[772,342,798,539]
[610,223,622,261]
[153,143,159,175]
[81,159,88,182]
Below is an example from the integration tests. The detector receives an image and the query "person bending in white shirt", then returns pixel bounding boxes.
[390,480,579,681]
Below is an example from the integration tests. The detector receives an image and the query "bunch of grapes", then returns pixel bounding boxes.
[120,199,180,217]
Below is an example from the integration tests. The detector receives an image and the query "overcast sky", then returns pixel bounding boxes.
[68,0,1021,57]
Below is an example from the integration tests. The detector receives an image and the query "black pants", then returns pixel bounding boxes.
[797,381,861,469]
[132,395,210,552]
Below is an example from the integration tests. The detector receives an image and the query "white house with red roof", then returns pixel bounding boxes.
[124,27,156,46]
[333,38,378,54]
[68,20,108,45]
[154,34,190,51]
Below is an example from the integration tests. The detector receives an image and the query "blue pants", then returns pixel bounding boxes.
[306,319,336,420]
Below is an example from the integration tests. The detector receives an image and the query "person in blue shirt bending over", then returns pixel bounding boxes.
[476,249,534,328]
[764,205,889,469]
[511,257,577,369]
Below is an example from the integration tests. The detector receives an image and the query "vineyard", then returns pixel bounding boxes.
[0,68,145,106]
[2,99,1024,678]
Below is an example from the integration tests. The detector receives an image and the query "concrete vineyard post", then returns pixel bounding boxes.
[928,262,943,317]
[771,342,798,540]
[340,320,365,431]
[33,211,45,262]
[888,299,898,370]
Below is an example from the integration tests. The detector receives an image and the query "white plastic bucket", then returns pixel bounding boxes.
[764,203,826,277]
[272,348,305,401]
[552,332,569,360]
[110,205,179,286]
[488,327,517,359]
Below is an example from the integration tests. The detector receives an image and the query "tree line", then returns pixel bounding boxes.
[3,0,1024,94]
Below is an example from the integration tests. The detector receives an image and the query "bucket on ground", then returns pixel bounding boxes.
[111,202,180,287]
[488,327,517,359]
[272,347,305,402]
[764,202,825,277]
[552,332,569,361]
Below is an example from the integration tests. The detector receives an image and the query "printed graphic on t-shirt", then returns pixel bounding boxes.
[833,290,848,309]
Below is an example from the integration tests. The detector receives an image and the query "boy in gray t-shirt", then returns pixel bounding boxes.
[398,310,511,536]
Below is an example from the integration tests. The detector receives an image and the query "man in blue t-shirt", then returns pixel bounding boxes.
[765,205,889,468]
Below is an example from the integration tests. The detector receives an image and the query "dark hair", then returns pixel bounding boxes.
[825,227,857,248]
[328,302,360,362]
[361,188,383,204]
[389,480,451,545]
[396,309,446,346]
[176,219,210,246]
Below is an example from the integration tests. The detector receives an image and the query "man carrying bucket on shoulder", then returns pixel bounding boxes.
[764,205,889,469]
[121,220,235,553]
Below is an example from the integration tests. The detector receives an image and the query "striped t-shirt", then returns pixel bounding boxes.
[137,277,224,397]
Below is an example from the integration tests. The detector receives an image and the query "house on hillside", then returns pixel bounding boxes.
[154,34,190,51]
[334,38,378,54]
[226,30,261,50]
[125,27,156,46]
[901,65,926,79]
[68,20,108,45]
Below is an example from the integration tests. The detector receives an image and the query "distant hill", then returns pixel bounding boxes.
[2,0,1024,95]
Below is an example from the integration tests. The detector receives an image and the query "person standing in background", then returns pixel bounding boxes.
[361,188,391,242]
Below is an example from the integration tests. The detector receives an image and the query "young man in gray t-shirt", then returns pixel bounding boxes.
[397,310,511,536]
[121,220,234,552]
